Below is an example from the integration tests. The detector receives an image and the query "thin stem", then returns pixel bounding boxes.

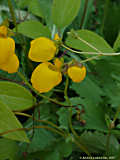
[64,76,71,105]
[80,0,89,29]
[63,77,90,156]
[8,0,17,32]
[71,31,102,53]
[113,106,120,123]
[106,125,112,158]
[106,106,120,157]
[0,125,65,138]
[80,55,100,64]
[17,71,68,106]
[100,0,110,34]
[14,112,65,134]
[62,44,120,56]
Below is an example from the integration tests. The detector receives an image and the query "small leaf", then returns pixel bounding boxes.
[0,100,29,142]
[16,20,51,39]
[66,30,114,53]
[52,0,81,28]
[0,81,35,111]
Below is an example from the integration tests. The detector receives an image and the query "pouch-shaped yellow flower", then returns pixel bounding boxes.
[28,37,57,62]
[0,37,15,65]
[31,62,62,93]
[68,65,86,83]
[0,25,19,73]
[0,54,19,73]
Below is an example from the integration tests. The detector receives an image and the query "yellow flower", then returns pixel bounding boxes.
[54,58,63,70]
[0,54,19,73]
[0,25,19,73]
[31,62,62,93]
[0,25,7,37]
[68,65,86,83]
[54,33,61,41]
[28,37,57,62]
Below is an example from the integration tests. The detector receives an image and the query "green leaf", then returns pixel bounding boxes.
[0,100,29,142]
[80,131,119,155]
[71,76,103,104]
[113,32,120,51]
[69,97,107,132]
[66,30,114,53]
[0,81,35,111]
[52,0,81,28]
[0,138,19,160]
[28,129,56,153]
[17,20,51,39]
[38,0,53,25]
[56,140,72,157]
[28,0,43,18]
[57,107,69,130]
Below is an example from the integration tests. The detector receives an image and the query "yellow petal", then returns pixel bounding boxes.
[31,62,62,93]
[54,33,61,41]
[68,65,86,83]
[0,37,15,65]
[54,58,63,70]
[28,37,56,62]
[0,54,19,73]
[0,25,7,37]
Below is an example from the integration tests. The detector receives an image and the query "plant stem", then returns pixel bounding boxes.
[80,0,89,29]
[106,106,120,157]
[62,44,120,56]
[64,76,71,105]
[0,125,65,138]
[100,0,110,34]
[64,76,90,156]
[17,71,68,106]
[14,111,65,134]
[8,0,17,32]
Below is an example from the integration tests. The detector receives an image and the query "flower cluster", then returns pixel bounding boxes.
[0,25,19,73]
[28,35,86,93]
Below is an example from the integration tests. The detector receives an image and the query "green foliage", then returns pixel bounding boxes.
[0,138,18,160]
[114,32,120,51]
[66,29,114,53]
[52,0,81,28]
[0,0,120,159]
[57,107,69,130]
[0,100,29,142]
[17,20,51,39]
[0,81,35,111]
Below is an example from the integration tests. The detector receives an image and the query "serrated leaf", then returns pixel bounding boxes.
[66,29,114,53]
[16,20,51,39]
[69,97,107,132]
[52,0,81,28]
[0,81,35,111]
[80,131,119,155]
[0,138,18,160]
[28,129,56,153]
[57,107,69,130]
[0,100,29,142]
[71,77,103,104]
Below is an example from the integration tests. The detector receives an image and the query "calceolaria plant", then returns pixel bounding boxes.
[0,0,120,159]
